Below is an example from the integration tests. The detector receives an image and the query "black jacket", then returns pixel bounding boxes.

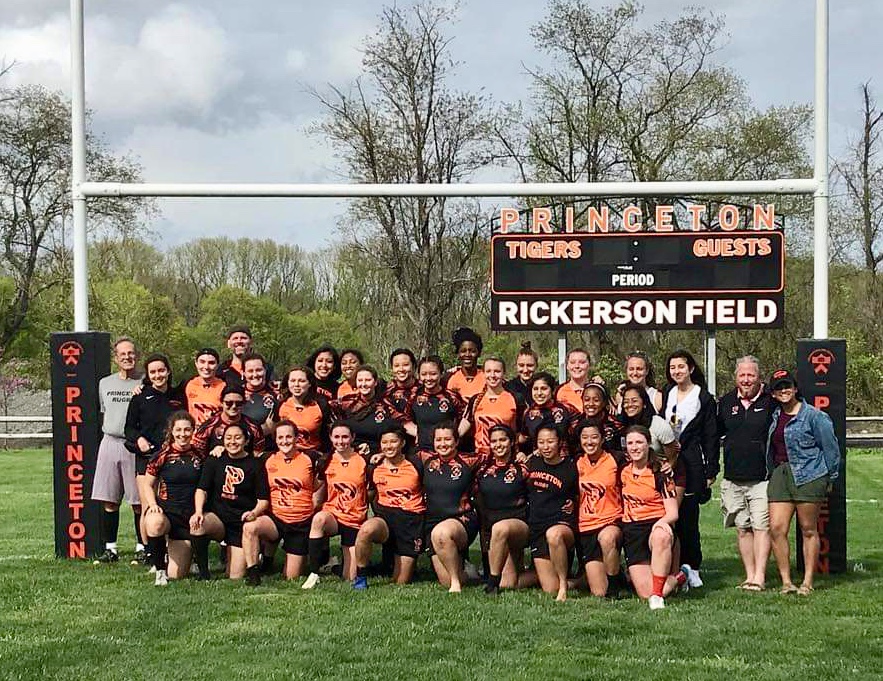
[716,388,773,482]
[124,384,182,455]
[661,385,720,495]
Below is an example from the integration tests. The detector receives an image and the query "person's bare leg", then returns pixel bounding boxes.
[546,525,575,602]
[796,502,822,590]
[737,528,756,583]
[768,502,796,588]
[431,520,468,592]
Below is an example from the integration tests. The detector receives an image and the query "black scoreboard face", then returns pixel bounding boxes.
[490,231,785,331]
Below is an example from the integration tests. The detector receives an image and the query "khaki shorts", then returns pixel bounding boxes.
[720,479,769,531]
[767,463,829,504]
[91,434,140,505]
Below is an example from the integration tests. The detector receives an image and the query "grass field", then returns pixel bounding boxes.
[1,450,881,681]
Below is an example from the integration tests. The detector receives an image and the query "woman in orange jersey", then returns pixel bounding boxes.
[442,327,486,402]
[475,425,530,595]
[301,422,369,588]
[555,347,592,414]
[276,366,333,453]
[573,420,625,598]
[353,424,425,588]
[336,349,364,400]
[241,420,323,585]
[306,345,341,401]
[464,357,525,457]
[420,423,484,593]
[525,424,579,602]
[142,411,204,586]
[620,425,686,610]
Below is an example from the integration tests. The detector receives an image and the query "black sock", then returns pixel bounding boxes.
[192,536,210,575]
[481,551,491,581]
[101,509,120,547]
[487,574,501,589]
[148,536,166,570]
[356,566,367,579]
[381,541,394,575]
[308,538,324,575]
[133,511,144,547]
[319,537,330,567]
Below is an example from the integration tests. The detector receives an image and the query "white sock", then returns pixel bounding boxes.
[106,542,118,553]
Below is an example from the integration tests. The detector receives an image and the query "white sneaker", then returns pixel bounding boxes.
[302,572,320,590]
[463,561,480,581]
[147,565,157,574]
[681,564,703,588]
[648,595,665,610]
[154,569,168,587]
[319,556,340,575]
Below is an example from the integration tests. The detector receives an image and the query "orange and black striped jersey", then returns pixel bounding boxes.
[620,463,676,523]
[264,449,322,524]
[577,452,623,532]
[442,367,486,403]
[555,382,585,415]
[466,389,525,456]
[521,401,570,449]
[320,452,369,528]
[368,455,425,514]
[182,376,225,426]
[384,378,418,421]
[419,450,484,524]
[192,413,265,458]
[146,445,204,515]
[276,397,331,452]
[333,395,400,454]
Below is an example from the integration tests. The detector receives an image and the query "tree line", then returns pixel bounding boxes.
[1,1,882,413]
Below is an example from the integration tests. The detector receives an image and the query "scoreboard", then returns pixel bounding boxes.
[490,231,785,331]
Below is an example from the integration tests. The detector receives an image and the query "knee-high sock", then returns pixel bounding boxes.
[148,536,167,571]
[101,508,120,548]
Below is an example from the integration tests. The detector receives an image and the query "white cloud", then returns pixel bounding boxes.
[285,49,307,73]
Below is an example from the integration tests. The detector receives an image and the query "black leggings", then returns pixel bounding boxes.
[676,493,702,569]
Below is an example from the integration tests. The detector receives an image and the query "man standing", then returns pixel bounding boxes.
[91,337,142,564]
[716,355,774,590]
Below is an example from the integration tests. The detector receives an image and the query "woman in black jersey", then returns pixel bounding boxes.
[503,341,538,403]
[476,425,529,595]
[142,411,203,586]
[573,382,621,454]
[334,365,398,455]
[306,345,341,401]
[404,356,467,451]
[526,424,579,601]
[520,372,570,453]
[419,423,483,593]
[190,423,269,580]
[384,348,418,419]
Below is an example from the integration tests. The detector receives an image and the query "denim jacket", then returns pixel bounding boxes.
[766,400,841,486]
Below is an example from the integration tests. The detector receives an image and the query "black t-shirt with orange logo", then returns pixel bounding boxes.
[264,449,322,524]
[198,452,269,525]
[526,455,579,531]
[620,463,676,524]
[243,386,278,451]
[405,386,464,451]
[576,452,623,532]
[320,452,369,529]
[368,455,426,514]
[419,451,483,525]
[476,458,529,515]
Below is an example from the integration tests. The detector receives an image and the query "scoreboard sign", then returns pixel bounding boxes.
[491,230,785,330]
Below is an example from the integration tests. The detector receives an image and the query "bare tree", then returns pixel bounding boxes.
[312,2,494,354]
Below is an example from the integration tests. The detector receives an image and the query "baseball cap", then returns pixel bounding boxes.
[769,369,796,391]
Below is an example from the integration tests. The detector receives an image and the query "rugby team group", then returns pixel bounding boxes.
[90,325,841,609]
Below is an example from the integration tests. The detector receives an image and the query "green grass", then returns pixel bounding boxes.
[1,449,882,681]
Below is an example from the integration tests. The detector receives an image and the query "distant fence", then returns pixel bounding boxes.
[3,415,883,447]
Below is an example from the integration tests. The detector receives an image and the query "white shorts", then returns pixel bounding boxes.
[91,434,140,506]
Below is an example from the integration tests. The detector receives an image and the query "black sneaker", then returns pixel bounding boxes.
[246,566,261,586]
[93,549,119,564]
[484,583,500,596]
[130,549,147,566]
[195,569,212,581]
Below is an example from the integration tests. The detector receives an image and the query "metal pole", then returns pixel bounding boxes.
[70,0,89,331]
[79,178,819,199]
[706,330,717,396]
[557,332,567,385]
[813,0,829,339]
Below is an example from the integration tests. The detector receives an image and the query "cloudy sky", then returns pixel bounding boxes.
[1,0,879,250]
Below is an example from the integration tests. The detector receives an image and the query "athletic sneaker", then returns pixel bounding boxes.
[352,576,368,590]
[678,566,691,594]
[302,573,320,590]
[484,583,500,596]
[319,557,339,575]
[93,549,119,564]
[681,564,703,588]
[195,570,212,581]
[131,549,147,566]
[154,569,168,587]
[648,595,665,610]
[245,566,261,587]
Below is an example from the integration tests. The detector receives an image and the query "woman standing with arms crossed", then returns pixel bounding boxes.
[142,411,204,586]
[766,369,840,596]
[661,349,719,588]
[464,357,525,457]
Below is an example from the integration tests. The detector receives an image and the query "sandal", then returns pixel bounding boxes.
[742,582,764,592]
[780,583,798,594]
[797,584,814,596]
